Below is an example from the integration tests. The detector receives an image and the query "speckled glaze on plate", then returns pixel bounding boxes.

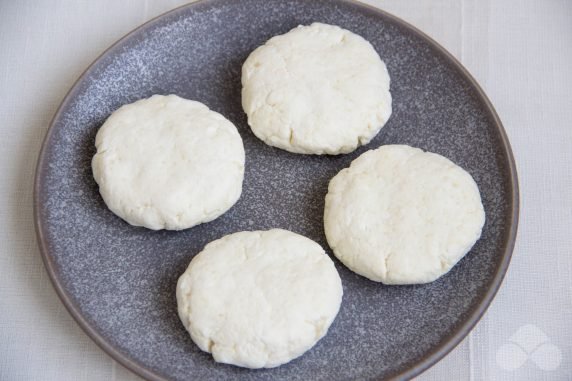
[34,0,519,380]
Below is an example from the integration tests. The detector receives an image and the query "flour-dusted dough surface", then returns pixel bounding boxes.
[324,145,485,284]
[92,94,245,230]
[241,22,392,155]
[176,229,343,368]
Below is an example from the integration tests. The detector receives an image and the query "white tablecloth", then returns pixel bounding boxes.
[1,1,570,379]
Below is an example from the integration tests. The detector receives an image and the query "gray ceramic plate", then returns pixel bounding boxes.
[35,0,519,380]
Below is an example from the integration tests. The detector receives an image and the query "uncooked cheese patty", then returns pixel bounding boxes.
[241,22,392,155]
[92,94,245,230]
[324,145,485,284]
[176,229,343,368]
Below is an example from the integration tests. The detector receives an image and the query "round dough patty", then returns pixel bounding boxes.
[324,145,485,284]
[176,229,343,368]
[92,94,245,230]
[241,22,392,155]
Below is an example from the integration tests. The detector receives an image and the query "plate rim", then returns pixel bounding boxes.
[34,0,520,380]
